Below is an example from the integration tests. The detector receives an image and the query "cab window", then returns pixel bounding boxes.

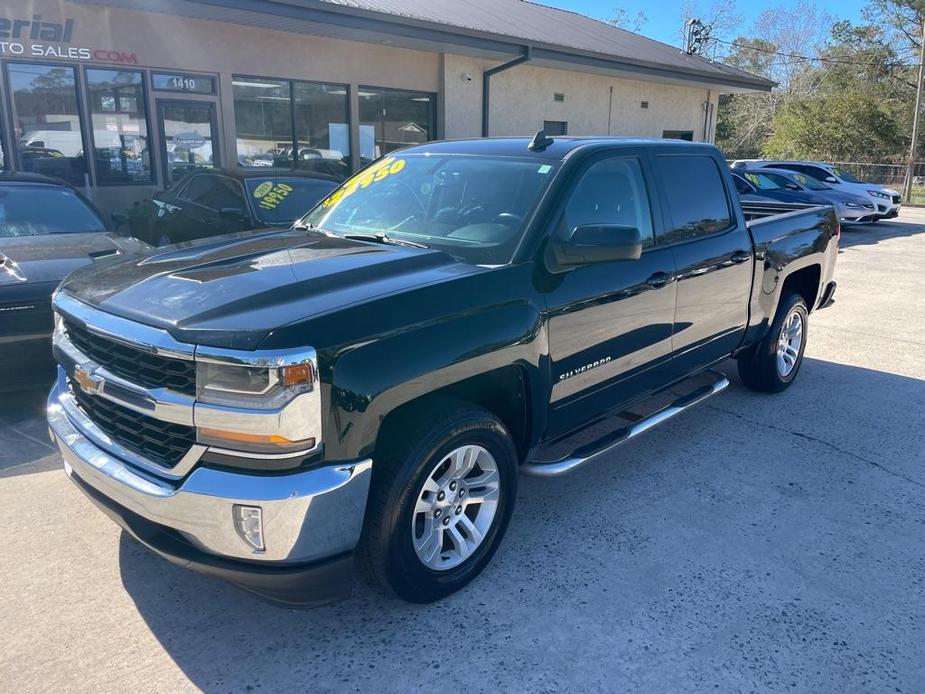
[561,157,654,248]
[655,155,732,244]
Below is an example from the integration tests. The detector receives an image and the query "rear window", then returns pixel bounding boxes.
[0,184,105,237]
[655,155,732,244]
[245,177,338,225]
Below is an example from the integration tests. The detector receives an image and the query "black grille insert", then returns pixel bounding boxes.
[71,384,195,468]
[64,319,196,395]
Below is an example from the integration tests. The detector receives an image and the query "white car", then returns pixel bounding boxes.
[731,160,901,220]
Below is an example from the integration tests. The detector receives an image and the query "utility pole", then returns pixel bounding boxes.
[903,16,925,201]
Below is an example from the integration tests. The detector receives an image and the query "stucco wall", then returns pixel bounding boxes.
[443,54,719,142]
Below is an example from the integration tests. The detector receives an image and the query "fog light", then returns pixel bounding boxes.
[233,504,265,552]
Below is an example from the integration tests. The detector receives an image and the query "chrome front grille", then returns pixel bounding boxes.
[70,380,196,469]
[64,318,196,395]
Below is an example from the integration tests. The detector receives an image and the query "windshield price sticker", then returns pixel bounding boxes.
[253,182,294,210]
[321,157,407,208]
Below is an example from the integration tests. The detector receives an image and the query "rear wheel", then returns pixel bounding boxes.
[737,292,808,393]
[359,400,517,603]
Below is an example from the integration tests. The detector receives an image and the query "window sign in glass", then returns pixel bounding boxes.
[85,68,153,184]
[5,63,87,185]
[152,72,216,95]
[233,77,292,169]
[358,88,435,166]
[293,81,350,180]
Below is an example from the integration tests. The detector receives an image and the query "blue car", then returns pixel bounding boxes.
[732,170,831,206]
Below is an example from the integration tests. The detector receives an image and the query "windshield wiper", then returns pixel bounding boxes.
[343,232,428,249]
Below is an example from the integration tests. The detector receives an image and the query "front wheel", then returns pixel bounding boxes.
[359,400,517,603]
[737,292,809,393]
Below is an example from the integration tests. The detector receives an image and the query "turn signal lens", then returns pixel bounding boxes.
[282,363,314,387]
[233,505,265,551]
[198,427,315,451]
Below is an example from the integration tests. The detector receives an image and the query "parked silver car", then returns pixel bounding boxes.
[731,159,900,219]
[757,168,877,224]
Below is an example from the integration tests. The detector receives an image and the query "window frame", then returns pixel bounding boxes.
[176,172,246,213]
[2,59,93,185]
[83,65,156,187]
[232,73,351,174]
[557,154,657,250]
[533,147,664,261]
[357,84,437,162]
[651,151,737,248]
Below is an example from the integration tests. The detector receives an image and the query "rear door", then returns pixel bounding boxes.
[543,150,678,438]
[652,151,753,375]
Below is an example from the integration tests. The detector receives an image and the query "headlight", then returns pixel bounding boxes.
[195,357,319,455]
[196,361,313,409]
[868,190,890,199]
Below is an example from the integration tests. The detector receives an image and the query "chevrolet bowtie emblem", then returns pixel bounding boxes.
[73,365,103,395]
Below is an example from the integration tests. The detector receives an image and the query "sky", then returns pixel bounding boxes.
[544,0,871,48]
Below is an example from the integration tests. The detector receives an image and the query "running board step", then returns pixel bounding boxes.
[522,370,729,478]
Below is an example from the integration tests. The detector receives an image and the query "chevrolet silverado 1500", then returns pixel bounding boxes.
[47,135,838,606]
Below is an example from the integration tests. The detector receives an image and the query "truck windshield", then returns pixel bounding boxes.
[300,154,559,265]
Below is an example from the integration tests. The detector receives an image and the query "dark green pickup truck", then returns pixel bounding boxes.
[47,135,838,606]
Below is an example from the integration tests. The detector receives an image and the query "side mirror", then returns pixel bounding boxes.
[110,211,129,230]
[824,176,838,184]
[784,183,801,191]
[548,224,643,268]
[219,207,247,221]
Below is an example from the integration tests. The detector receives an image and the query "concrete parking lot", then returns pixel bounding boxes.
[1,212,923,693]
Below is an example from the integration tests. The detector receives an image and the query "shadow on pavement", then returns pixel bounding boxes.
[839,218,924,250]
[0,382,59,478]
[117,357,925,692]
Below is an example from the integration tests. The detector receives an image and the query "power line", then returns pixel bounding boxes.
[711,36,916,68]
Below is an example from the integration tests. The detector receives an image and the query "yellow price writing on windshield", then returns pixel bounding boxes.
[321,157,407,208]
[253,182,294,210]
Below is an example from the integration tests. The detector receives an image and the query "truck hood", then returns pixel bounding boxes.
[0,232,132,287]
[58,228,480,350]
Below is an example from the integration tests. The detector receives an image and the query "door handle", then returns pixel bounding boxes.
[646,271,674,288]
[730,250,751,264]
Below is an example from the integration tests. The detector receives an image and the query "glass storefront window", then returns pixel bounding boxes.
[233,76,349,179]
[159,102,218,184]
[5,63,87,185]
[233,77,293,170]
[85,68,153,184]
[293,81,350,180]
[359,87,435,166]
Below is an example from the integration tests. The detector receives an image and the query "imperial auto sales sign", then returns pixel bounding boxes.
[0,14,138,64]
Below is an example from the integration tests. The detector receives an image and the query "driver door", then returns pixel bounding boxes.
[542,151,678,438]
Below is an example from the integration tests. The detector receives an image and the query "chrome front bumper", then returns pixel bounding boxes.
[48,378,372,565]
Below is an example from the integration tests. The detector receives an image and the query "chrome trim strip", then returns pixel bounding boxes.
[54,373,206,480]
[524,371,729,478]
[54,292,195,361]
[205,443,321,460]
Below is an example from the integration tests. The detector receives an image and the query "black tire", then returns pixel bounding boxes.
[359,399,518,603]
[737,291,809,393]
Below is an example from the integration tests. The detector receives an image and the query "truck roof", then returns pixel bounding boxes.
[397,136,719,160]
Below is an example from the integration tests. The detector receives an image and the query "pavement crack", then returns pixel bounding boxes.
[704,403,925,490]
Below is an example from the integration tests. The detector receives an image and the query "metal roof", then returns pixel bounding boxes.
[313,0,774,91]
[77,0,773,91]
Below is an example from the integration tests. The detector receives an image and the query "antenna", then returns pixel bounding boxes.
[528,129,554,152]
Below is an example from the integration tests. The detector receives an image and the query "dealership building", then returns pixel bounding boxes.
[0,0,772,213]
